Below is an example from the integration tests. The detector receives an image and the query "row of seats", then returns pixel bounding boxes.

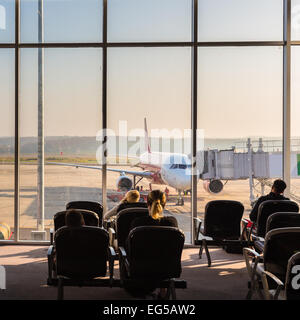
[47,201,186,300]
[193,199,300,299]
[242,200,300,300]
[48,199,300,300]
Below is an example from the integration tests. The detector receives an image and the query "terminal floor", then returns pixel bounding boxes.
[0,245,251,300]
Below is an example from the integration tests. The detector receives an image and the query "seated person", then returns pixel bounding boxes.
[249,179,289,223]
[129,189,178,300]
[65,209,85,227]
[131,189,178,229]
[53,209,85,268]
[103,190,140,221]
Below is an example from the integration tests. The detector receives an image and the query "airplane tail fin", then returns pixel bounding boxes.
[144,117,151,153]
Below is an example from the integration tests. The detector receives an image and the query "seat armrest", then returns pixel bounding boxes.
[263,271,284,287]
[108,246,116,284]
[47,245,55,285]
[243,247,261,259]
[47,245,54,257]
[108,246,116,259]
[118,246,127,259]
[252,235,264,242]
[243,247,263,280]
[108,227,116,247]
[262,271,284,300]
[50,229,54,245]
[118,246,130,279]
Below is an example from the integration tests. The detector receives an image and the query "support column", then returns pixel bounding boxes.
[283,0,291,197]
[35,0,45,240]
[191,0,198,245]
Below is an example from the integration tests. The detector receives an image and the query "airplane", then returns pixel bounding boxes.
[47,119,300,207]
[48,118,194,206]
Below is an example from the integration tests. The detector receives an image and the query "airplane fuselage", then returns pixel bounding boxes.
[138,151,193,191]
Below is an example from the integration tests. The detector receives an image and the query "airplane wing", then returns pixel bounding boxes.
[46,162,153,178]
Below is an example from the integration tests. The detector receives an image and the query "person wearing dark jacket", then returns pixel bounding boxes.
[249,179,289,222]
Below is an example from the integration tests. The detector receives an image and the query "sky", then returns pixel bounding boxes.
[1,0,300,140]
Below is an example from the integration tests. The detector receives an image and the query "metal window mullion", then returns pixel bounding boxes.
[191,0,198,245]
[283,0,292,196]
[37,0,45,232]
[14,0,20,242]
[102,0,107,215]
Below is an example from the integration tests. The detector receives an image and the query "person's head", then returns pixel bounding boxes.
[122,190,140,203]
[271,179,287,194]
[65,209,85,227]
[147,190,167,220]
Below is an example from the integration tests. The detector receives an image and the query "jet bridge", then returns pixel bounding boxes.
[197,138,300,203]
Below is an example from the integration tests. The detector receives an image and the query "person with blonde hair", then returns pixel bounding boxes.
[131,189,178,229]
[130,189,178,300]
[104,189,140,221]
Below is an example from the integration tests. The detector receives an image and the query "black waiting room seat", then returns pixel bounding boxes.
[50,209,99,244]
[250,200,299,240]
[194,200,245,266]
[66,201,103,227]
[254,212,300,253]
[108,207,149,250]
[116,201,148,214]
[118,226,186,300]
[244,227,300,300]
[103,201,147,230]
[47,225,117,299]
[261,251,300,300]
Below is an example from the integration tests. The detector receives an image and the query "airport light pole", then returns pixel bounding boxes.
[37,0,45,236]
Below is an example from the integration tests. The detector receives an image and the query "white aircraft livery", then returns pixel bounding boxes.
[48,118,193,205]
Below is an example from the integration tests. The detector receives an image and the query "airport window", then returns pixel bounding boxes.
[107,0,192,42]
[197,46,283,213]
[292,0,300,40]
[0,0,297,243]
[19,48,102,240]
[107,47,192,241]
[198,0,283,42]
[0,0,14,43]
[20,0,102,43]
[291,46,300,201]
[0,49,14,240]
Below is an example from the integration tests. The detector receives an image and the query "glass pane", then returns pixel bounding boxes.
[20,48,102,240]
[197,46,283,220]
[107,47,192,243]
[108,0,192,42]
[0,0,14,43]
[291,46,300,202]
[21,0,102,43]
[292,0,300,41]
[198,0,283,42]
[0,49,14,241]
